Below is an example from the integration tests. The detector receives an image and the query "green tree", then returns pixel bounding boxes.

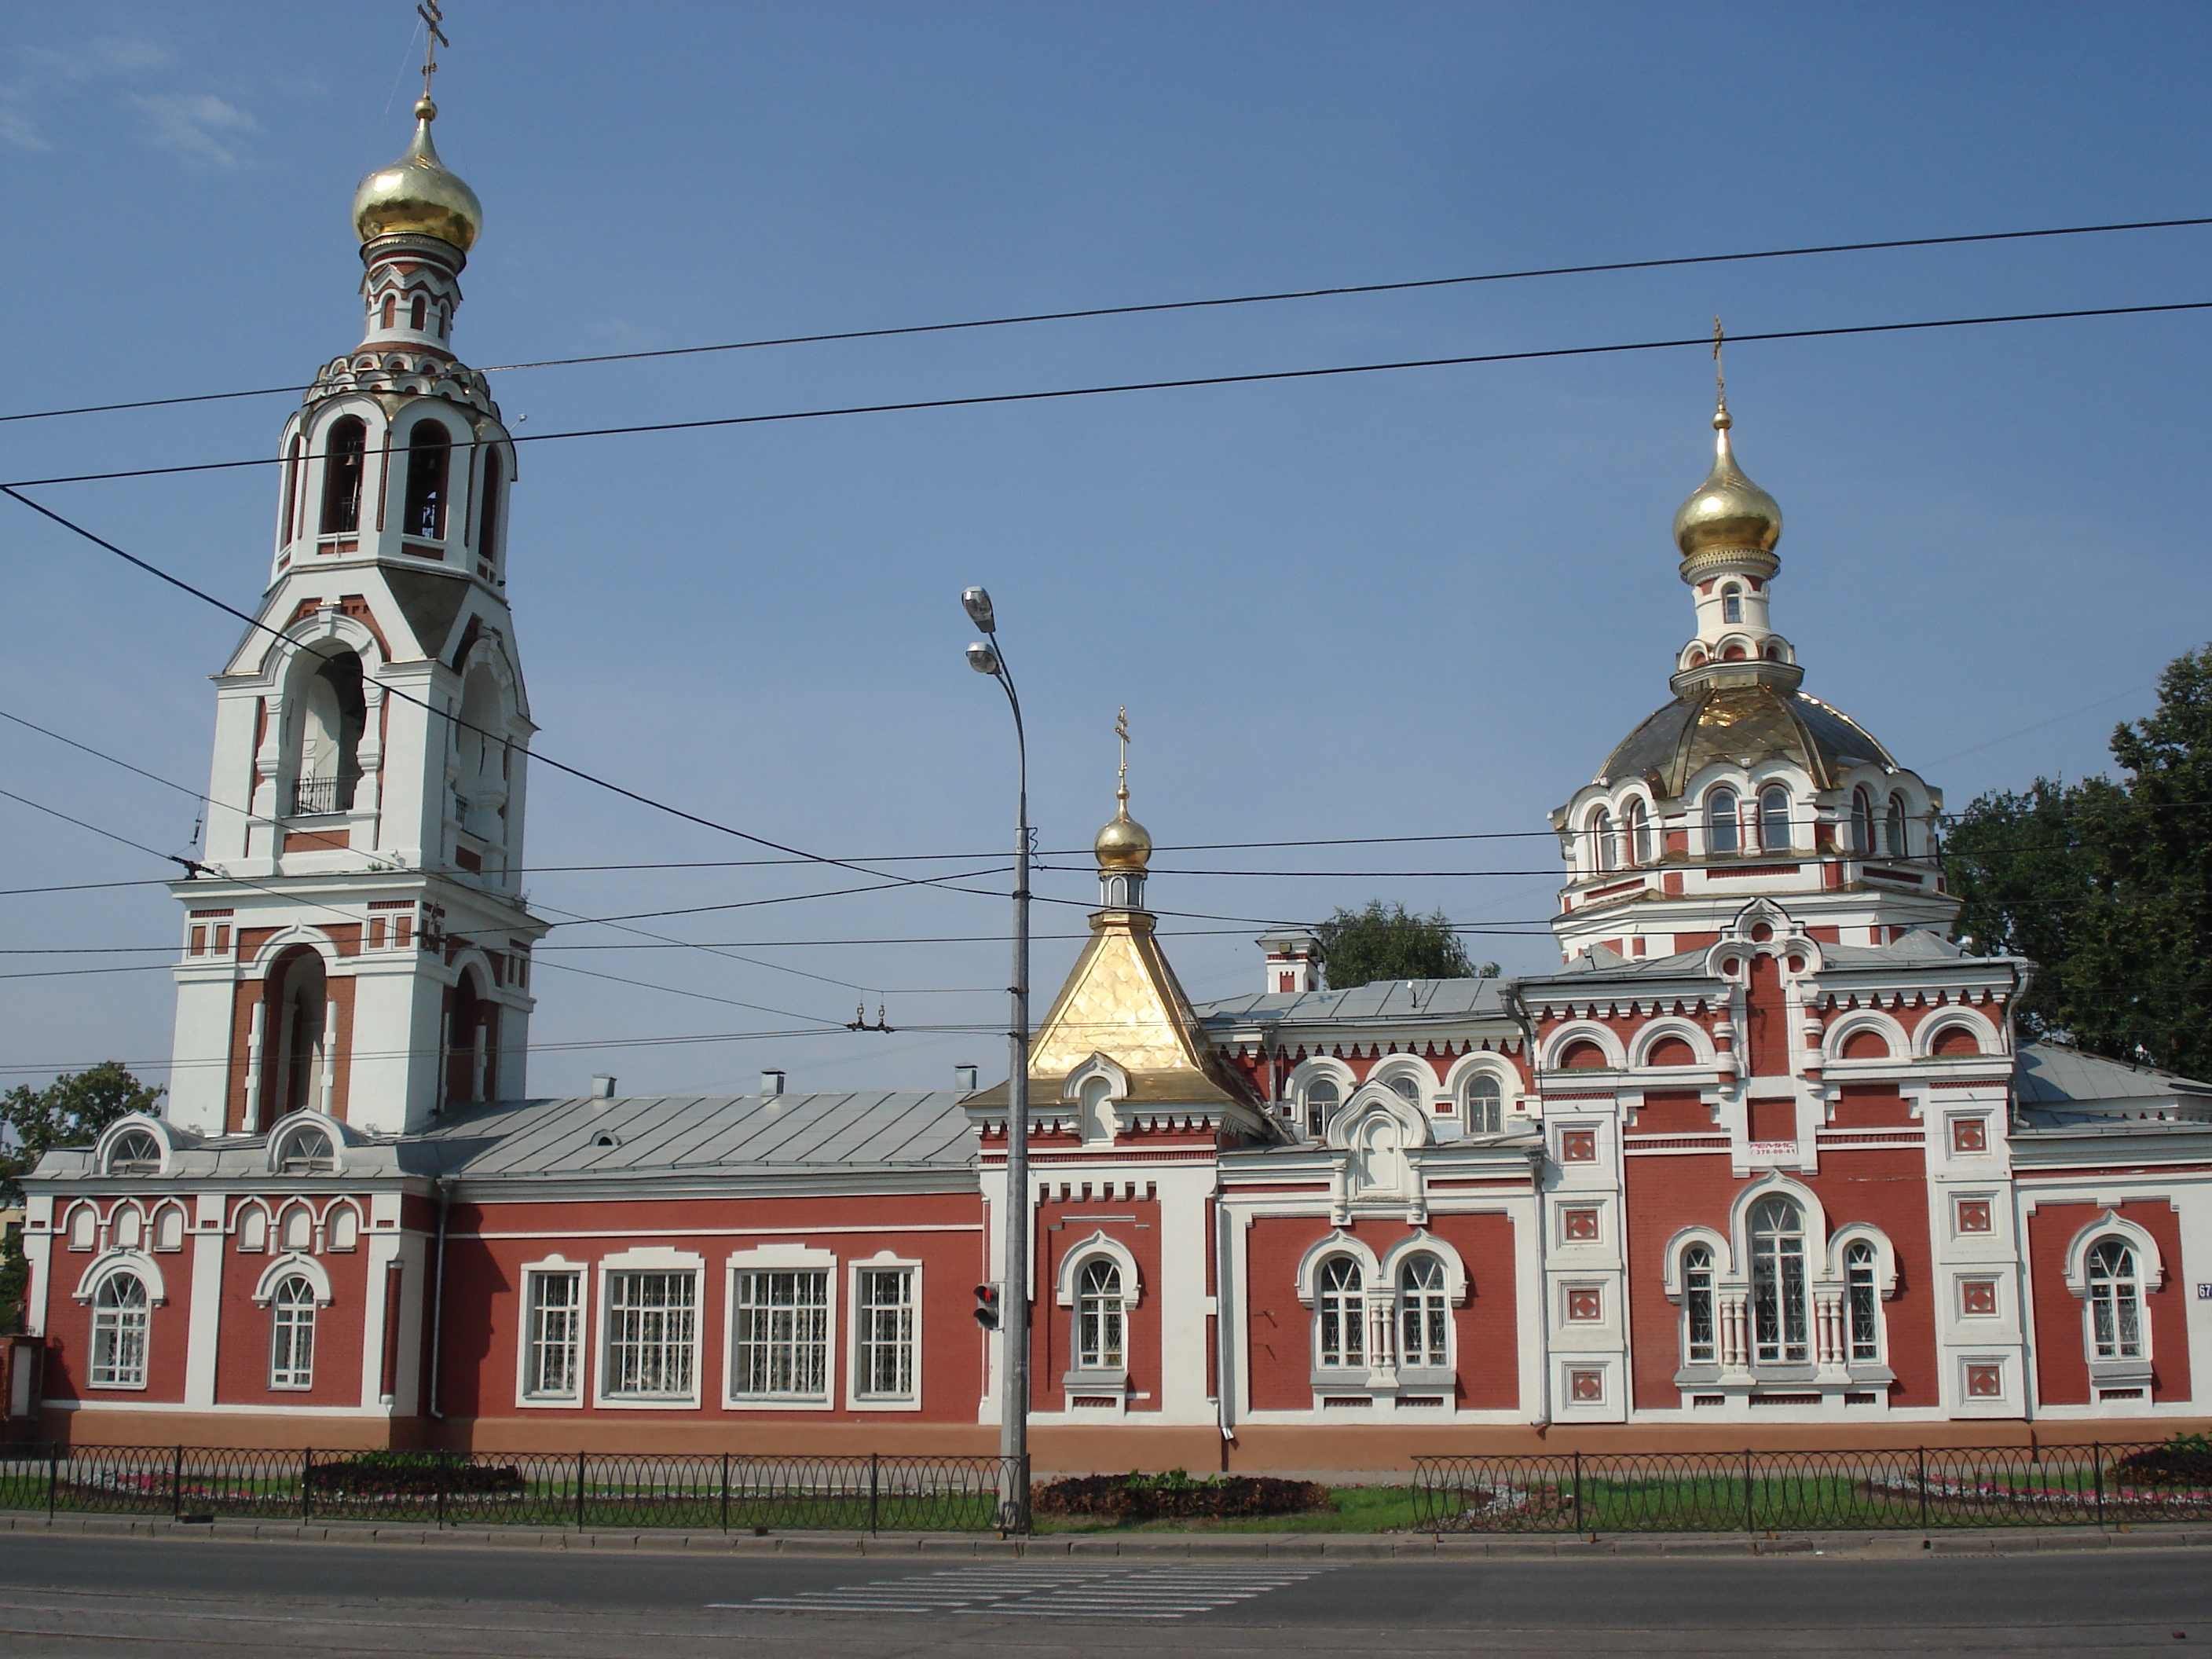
[1946,644,2212,1079]
[0,1063,163,1330]
[1314,900,1475,990]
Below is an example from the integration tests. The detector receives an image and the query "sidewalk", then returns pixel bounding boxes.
[7,1510,2212,1558]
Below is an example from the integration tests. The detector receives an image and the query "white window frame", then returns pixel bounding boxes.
[1314,1254,1365,1371]
[847,1253,922,1412]
[267,1272,319,1390]
[86,1265,152,1390]
[515,1257,588,1407]
[723,1243,837,1410]
[593,1248,704,1409]
[1396,1253,1451,1369]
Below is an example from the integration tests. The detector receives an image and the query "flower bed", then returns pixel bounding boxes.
[1034,1469,1328,1522]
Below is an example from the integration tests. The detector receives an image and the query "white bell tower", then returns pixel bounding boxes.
[165,93,545,1137]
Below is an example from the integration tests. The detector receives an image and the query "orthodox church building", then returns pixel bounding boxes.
[18,97,2212,1467]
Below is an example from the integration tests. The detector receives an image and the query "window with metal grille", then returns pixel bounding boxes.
[90,1273,148,1387]
[1846,1240,1881,1361]
[731,1269,829,1398]
[1398,1255,1448,1368]
[269,1274,317,1390]
[1317,1256,1364,1369]
[1075,1258,1125,1372]
[2088,1239,2142,1360]
[602,1270,697,1399]
[1749,1197,1808,1363]
[1683,1243,1716,1362]
[523,1271,582,1398]
[854,1267,916,1401]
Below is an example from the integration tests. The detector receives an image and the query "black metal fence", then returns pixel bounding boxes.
[0,1445,1022,1533]
[1412,1445,2212,1533]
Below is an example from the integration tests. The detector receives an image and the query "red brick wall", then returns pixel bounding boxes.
[2025,1199,2192,1406]
[214,1236,371,1408]
[38,1229,196,1406]
[1634,1091,1711,1133]
[1034,1194,1162,1412]
[1830,1086,1915,1129]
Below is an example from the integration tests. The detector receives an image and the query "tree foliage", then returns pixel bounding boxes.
[1947,644,2212,1079]
[1315,900,1477,990]
[0,1063,162,1330]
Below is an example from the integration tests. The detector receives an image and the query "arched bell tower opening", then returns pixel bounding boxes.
[290,647,366,816]
[445,969,497,1109]
[259,946,329,1127]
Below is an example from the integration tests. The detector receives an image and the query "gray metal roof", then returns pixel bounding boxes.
[2015,1044,2212,1114]
[1196,976,1510,1028]
[416,1090,976,1177]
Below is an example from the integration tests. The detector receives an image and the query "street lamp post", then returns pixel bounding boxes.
[962,585,1031,1533]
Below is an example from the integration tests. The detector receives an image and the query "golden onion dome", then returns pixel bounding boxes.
[1672,407,1782,563]
[1094,798,1153,871]
[353,99,482,253]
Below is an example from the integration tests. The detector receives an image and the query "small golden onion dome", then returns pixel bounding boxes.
[1672,407,1782,561]
[353,99,482,252]
[1094,800,1153,871]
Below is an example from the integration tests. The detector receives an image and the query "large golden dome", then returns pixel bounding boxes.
[1094,800,1153,871]
[353,100,482,252]
[1672,408,1782,566]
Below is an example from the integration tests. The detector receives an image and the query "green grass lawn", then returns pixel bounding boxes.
[1034,1484,1423,1534]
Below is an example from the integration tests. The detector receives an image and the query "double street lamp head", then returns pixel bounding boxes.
[966,640,1002,676]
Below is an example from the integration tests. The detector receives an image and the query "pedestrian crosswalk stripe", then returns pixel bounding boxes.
[723,1561,1331,1621]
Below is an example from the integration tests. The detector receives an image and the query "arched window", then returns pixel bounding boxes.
[1398,1256,1449,1368]
[2087,1239,2142,1360]
[1302,1077,1339,1139]
[291,648,364,815]
[113,1209,142,1250]
[1074,1258,1124,1372]
[106,1129,162,1175]
[276,1125,335,1174]
[380,294,396,330]
[1748,1197,1809,1363]
[153,1207,185,1252]
[475,448,503,557]
[1625,798,1652,866]
[409,294,427,331]
[1316,1257,1364,1369]
[317,417,366,535]
[1760,786,1791,852]
[1588,807,1615,872]
[1722,584,1743,624]
[67,1207,96,1251]
[445,969,496,1107]
[280,1207,313,1252]
[401,419,451,540]
[90,1274,149,1388]
[329,1208,359,1251]
[269,1273,317,1389]
[1682,1243,1716,1363]
[1385,1073,1420,1104]
[238,1208,269,1253]
[1464,1072,1503,1134]
[1884,793,1909,859]
[1078,1074,1115,1144]
[1706,788,1740,855]
[1846,1240,1881,1361]
[1849,787,1875,855]
[280,434,304,545]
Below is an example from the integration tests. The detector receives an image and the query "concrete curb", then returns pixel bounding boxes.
[6,1511,2212,1558]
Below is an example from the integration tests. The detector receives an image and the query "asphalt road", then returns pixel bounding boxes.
[0,1532,2204,1657]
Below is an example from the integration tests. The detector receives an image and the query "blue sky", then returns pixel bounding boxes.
[2,2,2207,1101]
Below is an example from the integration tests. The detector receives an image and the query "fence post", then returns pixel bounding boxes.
[1917,1448,1928,1533]
[1571,1451,1582,1536]
[47,1445,57,1519]
[2093,1443,2104,1529]
[173,1445,183,1522]
[720,1452,731,1533]
[1743,1451,1755,1534]
[435,1452,449,1529]
[300,1449,312,1523]
[575,1451,587,1533]
[870,1452,881,1536]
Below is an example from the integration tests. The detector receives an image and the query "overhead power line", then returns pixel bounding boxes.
[3,213,2205,426]
[10,298,2210,493]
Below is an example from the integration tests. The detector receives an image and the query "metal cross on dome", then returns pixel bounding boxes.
[418,1,450,103]
[1712,314,1728,415]
[1115,706,1130,797]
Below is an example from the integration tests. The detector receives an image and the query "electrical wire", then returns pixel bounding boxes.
[4,213,2204,426]
[10,299,2210,493]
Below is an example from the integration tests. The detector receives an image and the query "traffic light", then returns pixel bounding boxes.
[973,1283,1001,1330]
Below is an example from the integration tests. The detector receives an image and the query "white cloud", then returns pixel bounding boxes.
[125,91,258,169]
[0,95,49,152]
[22,36,171,83]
